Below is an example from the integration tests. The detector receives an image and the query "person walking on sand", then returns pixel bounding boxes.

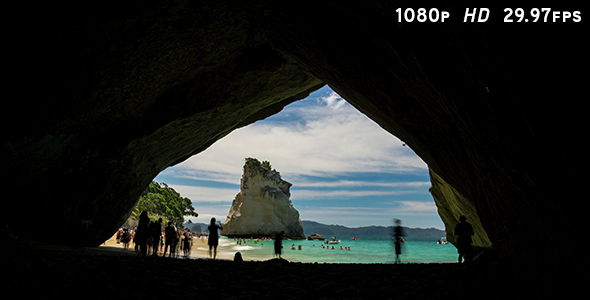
[122,228,130,250]
[151,218,162,256]
[183,231,191,258]
[454,215,474,263]
[207,218,222,259]
[274,231,284,259]
[163,221,177,258]
[393,219,404,264]
[136,211,150,257]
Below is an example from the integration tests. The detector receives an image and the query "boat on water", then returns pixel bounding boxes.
[437,237,448,244]
[325,237,341,244]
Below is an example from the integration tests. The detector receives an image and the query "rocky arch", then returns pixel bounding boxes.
[5,1,582,262]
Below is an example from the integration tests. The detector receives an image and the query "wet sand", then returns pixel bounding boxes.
[1,238,582,299]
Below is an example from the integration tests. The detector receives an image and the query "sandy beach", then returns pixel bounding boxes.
[101,233,238,260]
[2,238,582,299]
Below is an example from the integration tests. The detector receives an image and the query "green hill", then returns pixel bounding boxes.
[301,220,445,238]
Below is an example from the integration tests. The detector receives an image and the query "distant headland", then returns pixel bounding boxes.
[185,220,445,238]
[300,221,445,238]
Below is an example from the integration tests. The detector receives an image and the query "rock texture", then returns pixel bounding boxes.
[6,1,322,246]
[307,234,326,241]
[429,169,493,253]
[5,1,582,262]
[221,160,305,239]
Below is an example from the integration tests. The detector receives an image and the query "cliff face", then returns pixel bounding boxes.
[221,160,305,239]
[5,1,582,262]
[429,169,493,252]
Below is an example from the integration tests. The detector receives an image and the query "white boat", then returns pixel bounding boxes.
[437,237,448,244]
[326,237,341,244]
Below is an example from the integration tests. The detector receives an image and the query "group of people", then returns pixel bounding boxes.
[316,244,351,250]
[114,214,226,260]
[233,237,272,246]
[124,212,197,258]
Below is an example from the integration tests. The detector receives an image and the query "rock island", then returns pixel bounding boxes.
[221,158,305,239]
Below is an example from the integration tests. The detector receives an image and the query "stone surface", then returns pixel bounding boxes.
[4,1,583,262]
[307,234,326,241]
[6,1,322,246]
[429,168,492,253]
[221,160,305,239]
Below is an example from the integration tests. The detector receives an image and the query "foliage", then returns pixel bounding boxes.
[245,157,262,165]
[130,181,198,227]
[245,157,280,176]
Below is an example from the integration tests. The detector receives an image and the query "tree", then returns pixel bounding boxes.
[130,181,198,227]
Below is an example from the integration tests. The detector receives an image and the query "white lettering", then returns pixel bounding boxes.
[478,8,490,22]
[464,8,489,22]
[464,8,477,22]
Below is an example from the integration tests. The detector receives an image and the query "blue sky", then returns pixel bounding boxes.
[155,86,444,230]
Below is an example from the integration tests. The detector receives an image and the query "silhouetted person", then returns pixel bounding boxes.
[208,218,222,259]
[164,221,177,258]
[393,219,404,263]
[122,228,130,250]
[234,251,243,262]
[151,218,162,256]
[454,215,474,263]
[136,211,150,257]
[274,231,284,258]
[171,231,179,258]
[183,232,191,258]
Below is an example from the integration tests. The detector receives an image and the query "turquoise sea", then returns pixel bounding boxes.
[197,236,457,264]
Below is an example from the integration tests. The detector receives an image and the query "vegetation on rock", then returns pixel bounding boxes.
[245,157,281,177]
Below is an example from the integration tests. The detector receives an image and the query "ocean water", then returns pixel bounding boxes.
[197,236,457,264]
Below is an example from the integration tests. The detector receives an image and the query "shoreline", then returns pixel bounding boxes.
[101,234,460,264]
[2,238,580,298]
[101,233,239,261]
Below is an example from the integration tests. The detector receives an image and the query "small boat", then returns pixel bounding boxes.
[325,237,341,244]
[437,237,448,244]
[351,237,357,240]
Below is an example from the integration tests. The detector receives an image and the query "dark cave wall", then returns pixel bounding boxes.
[6,1,323,245]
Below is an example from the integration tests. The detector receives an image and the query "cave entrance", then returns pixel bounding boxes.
[155,85,439,230]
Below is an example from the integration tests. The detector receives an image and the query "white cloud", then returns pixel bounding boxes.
[299,206,393,217]
[171,185,239,203]
[168,169,240,185]
[394,201,438,213]
[168,91,427,183]
[295,180,431,188]
[321,91,347,110]
[291,189,426,201]
[184,205,231,225]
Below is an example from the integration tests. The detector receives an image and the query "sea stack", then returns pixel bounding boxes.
[221,158,305,239]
